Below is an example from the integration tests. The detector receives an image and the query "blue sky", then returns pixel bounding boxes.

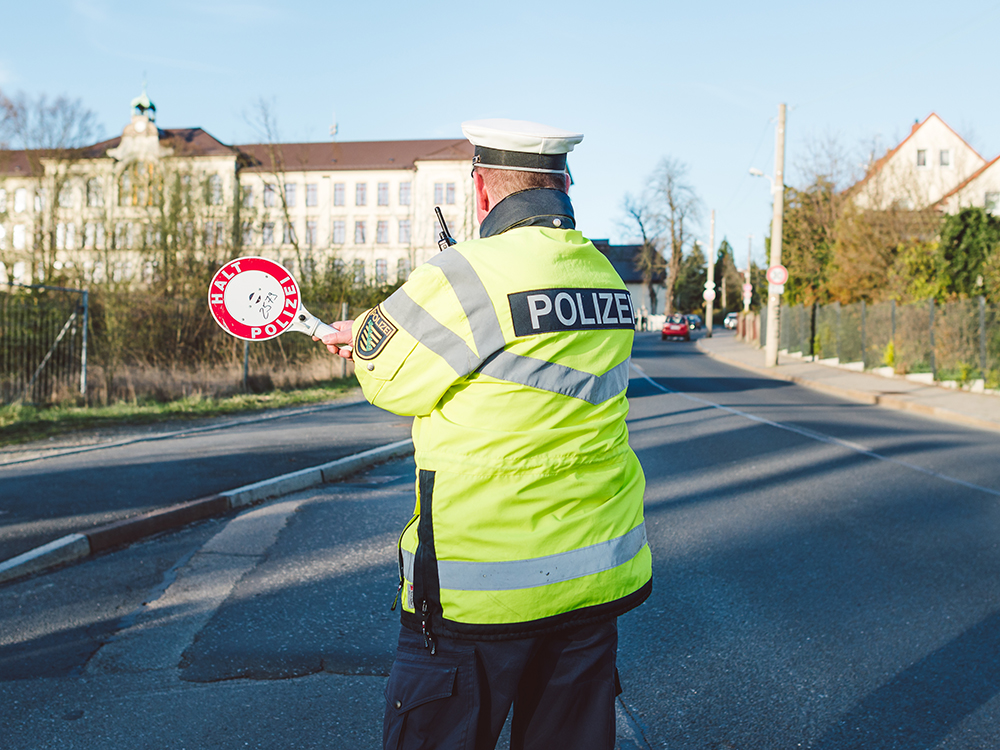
[3,0,999,264]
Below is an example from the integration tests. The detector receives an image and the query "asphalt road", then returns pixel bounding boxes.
[3,333,1000,748]
[0,398,413,561]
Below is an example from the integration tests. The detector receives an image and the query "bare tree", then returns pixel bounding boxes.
[621,192,665,314]
[649,158,701,316]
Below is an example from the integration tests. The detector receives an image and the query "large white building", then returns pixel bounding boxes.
[851,113,986,211]
[0,91,476,286]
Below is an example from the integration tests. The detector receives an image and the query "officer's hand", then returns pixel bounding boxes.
[314,320,354,361]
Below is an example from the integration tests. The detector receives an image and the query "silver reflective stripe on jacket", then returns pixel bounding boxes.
[381,248,630,404]
[401,523,647,592]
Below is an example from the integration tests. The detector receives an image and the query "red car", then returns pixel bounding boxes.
[661,314,690,341]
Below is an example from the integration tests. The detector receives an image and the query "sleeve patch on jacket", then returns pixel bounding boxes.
[508,288,635,336]
[355,305,398,360]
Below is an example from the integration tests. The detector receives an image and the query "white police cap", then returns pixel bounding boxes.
[462,118,583,174]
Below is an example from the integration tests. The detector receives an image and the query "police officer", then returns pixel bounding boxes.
[319,119,651,750]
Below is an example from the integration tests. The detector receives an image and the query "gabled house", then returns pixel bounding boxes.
[851,113,985,211]
[592,239,665,316]
[936,154,1000,215]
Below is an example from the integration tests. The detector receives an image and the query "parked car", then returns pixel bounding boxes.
[685,314,702,330]
[661,314,690,341]
[724,312,739,329]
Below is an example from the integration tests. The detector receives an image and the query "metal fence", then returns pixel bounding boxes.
[1,284,88,405]
[777,297,1000,385]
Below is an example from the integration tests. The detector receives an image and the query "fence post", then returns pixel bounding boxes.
[980,295,987,378]
[928,298,936,380]
[861,299,867,369]
[810,303,816,358]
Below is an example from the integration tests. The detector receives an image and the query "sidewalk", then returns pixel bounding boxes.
[697,332,1000,434]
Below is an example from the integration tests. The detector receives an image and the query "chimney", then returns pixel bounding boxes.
[912,119,920,134]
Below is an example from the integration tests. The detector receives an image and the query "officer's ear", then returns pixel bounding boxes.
[474,169,491,223]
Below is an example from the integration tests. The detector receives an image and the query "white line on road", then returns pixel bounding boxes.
[631,363,1000,499]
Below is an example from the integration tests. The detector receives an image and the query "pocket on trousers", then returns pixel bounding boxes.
[383,649,474,750]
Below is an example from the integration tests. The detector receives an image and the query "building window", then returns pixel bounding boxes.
[241,185,253,208]
[356,183,367,206]
[285,183,297,208]
[262,222,275,245]
[58,184,74,208]
[940,150,951,167]
[375,258,388,283]
[986,192,999,212]
[399,182,412,206]
[208,174,224,205]
[14,188,27,213]
[204,222,215,247]
[446,182,455,204]
[333,220,346,244]
[377,182,389,206]
[13,224,26,250]
[376,220,389,244]
[334,182,345,206]
[306,220,317,246]
[354,220,366,244]
[434,182,444,204]
[264,184,277,208]
[397,257,410,282]
[916,149,927,167]
[399,219,411,244]
[283,222,297,244]
[242,221,253,245]
[306,183,318,207]
[353,259,365,284]
[56,222,76,250]
[86,179,103,208]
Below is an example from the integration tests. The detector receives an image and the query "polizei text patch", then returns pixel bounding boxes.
[508,288,635,336]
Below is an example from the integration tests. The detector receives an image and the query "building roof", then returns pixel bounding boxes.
[235,139,473,173]
[848,112,983,196]
[592,239,665,284]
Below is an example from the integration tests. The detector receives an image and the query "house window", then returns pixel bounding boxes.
[242,185,253,208]
[14,188,27,213]
[87,179,103,207]
[242,221,253,245]
[333,220,346,244]
[356,183,367,206]
[986,192,999,212]
[355,220,366,244]
[434,183,444,204]
[940,150,951,167]
[916,149,927,167]
[377,182,389,206]
[353,259,365,284]
[13,225,26,249]
[399,219,411,244]
[262,222,275,245]
[264,184,277,208]
[397,258,410,282]
[57,222,77,250]
[376,220,389,244]
[208,174,224,205]
[399,181,411,206]
[204,222,215,247]
[285,183,297,208]
[283,222,297,244]
[333,182,345,206]
[446,182,455,204]
[306,183,318,207]
[306,220,317,246]
[376,258,388,283]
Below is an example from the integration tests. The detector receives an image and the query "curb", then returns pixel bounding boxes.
[0,438,414,586]
[697,342,1000,435]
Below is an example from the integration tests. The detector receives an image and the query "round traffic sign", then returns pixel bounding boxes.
[703,289,717,302]
[209,256,300,341]
[742,283,753,294]
[766,264,789,286]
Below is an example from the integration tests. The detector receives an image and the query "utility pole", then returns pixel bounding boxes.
[764,103,787,367]
[705,209,716,337]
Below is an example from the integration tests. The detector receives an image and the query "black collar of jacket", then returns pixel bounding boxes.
[478,188,576,239]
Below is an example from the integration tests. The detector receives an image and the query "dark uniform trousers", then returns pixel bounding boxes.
[383,619,622,750]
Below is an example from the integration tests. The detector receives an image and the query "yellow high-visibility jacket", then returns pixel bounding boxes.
[352,223,651,640]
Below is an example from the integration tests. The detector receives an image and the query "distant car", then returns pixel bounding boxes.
[724,312,739,329]
[661,314,690,342]
[685,314,702,330]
